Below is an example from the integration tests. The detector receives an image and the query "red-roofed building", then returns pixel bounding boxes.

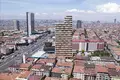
[110,47,120,62]
[96,65,110,80]
[29,75,44,80]
[74,60,85,66]
[36,59,56,67]
[84,63,96,80]
[16,71,33,80]
[51,67,72,79]
[19,63,31,71]
[69,78,81,80]
[106,64,116,69]
[31,64,42,75]
[44,77,67,80]
[56,62,73,68]
[73,66,84,79]
[116,66,120,71]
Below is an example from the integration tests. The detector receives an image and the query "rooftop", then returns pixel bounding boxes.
[19,63,31,70]
[74,60,86,66]
[69,78,81,80]
[31,64,42,70]
[52,67,72,74]
[45,77,67,80]
[112,47,120,56]
[29,75,43,80]
[56,62,73,67]
[96,65,108,73]
[26,57,35,62]
[0,73,19,80]
[16,71,32,79]
[36,58,56,64]
[31,50,46,58]
[106,64,116,69]
[40,65,52,72]
[73,66,84,73]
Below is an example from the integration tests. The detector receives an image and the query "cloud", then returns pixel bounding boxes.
[87,10,96,13]
[66,9,96,13]
[42,13,48,15]
[66,9,84,12]
[35,13,40,15]
[96,2,120,13]
[65,3,120,13]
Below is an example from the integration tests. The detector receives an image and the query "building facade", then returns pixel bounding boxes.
[76,20,82,28]
[13,20,20,31]
[72,40,105,52]
[55,16,72,58]
[26,12,35,37]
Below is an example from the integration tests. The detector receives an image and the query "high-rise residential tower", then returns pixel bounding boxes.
[26,12,35,37]
[114,19,116,23]
[55,16,72,58]
[76,20,82,28]
[13,20,20,31]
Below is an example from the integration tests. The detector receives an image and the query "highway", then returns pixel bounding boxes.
[0,33,51,72]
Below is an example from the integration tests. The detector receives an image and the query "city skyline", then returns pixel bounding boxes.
[0,0,120,78]
[0,0,120,21]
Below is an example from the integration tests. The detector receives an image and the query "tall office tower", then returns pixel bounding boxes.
[55,16,72,58]
[114,19,116,23]
[13,20,20,31]
[26,12,35,37]
[76,20,82,28]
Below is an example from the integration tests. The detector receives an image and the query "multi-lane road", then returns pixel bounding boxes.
[0,33,51,72]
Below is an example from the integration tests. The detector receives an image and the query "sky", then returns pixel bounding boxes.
[0,0,120,21]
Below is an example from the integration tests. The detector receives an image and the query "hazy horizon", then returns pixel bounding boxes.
[0,0,120,21]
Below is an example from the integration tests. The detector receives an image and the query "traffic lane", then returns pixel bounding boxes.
[0,35,49,70]
[0,34,49,64]
[0,44,43,71]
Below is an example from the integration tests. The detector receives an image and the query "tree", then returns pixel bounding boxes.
[28,65,32,71]
[116,40,120,45]
[91,50,110,57]
[82,49,85,53]
[81,50,85,56]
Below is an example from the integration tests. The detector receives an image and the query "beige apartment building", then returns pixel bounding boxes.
[55,16,72,58]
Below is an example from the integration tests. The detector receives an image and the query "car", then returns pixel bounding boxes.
[11,55,14,58]
[1,57,5,60]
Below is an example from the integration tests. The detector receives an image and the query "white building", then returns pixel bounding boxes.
[72,40,105,52]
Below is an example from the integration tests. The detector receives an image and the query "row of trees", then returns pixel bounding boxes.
[75,49,111,57]
[116,40,120,45]
[91,50,110,57]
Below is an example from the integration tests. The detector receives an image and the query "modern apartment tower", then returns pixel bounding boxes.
[26,12,35,37]
[13,20,20,31]
[55,16,72,58]
[76,20,82,28]
[114,19,116,23]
